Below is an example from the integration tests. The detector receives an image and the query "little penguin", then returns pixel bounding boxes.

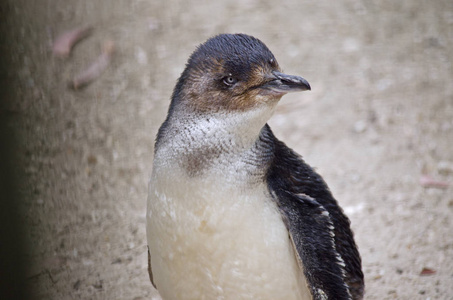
[146,33,364,300]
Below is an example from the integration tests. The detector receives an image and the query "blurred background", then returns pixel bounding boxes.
[1,0,452,299]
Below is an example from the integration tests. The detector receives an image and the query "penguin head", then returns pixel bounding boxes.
[171,34,310,113]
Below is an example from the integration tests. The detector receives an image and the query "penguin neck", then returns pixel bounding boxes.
[154,104,276,183]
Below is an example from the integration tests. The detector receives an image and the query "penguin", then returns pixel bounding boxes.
[146,33,364,300]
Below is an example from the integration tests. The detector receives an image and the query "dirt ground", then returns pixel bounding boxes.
[1,0,453,299]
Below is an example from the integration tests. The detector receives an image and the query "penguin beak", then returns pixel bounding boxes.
[261,71,311,94]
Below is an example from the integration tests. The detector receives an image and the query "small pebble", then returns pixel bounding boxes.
[437,161,453,176]
[353,120,367,133]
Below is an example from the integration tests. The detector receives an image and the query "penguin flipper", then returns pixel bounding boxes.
[148,247,156,289]
[275,191,352,300]
[262,124,364,299]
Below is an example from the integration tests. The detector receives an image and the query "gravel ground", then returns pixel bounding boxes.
[1,0,453,299]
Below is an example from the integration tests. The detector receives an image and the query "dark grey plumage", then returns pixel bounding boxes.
[262,124,364,299]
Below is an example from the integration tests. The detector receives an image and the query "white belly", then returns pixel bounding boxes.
[146,172,312,300]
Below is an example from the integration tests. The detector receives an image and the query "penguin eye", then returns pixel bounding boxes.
[223,76,238,86]
[269,58,277,68]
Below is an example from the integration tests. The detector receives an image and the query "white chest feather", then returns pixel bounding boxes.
[147,172,310,300]
[146,109,311,300]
